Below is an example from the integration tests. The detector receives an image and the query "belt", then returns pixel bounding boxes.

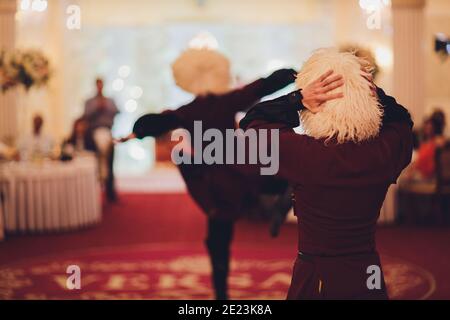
[298,250,376,260]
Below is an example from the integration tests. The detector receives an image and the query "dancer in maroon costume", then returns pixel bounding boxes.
[238,51,413,299]
[120,67,300,300]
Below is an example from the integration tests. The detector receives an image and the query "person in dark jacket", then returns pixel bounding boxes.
[117,48,305,300]
[237,49,413,299]
[66,117,97,152]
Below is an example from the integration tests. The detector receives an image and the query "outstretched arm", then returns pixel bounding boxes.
[226,68,298,113]
[116,111,182,143]
[257,68,298,97]
[132,111,181,139]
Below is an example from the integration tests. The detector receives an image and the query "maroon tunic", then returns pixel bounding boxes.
[239,88,413,299]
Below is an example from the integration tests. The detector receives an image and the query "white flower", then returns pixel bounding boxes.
[0,48,50,91]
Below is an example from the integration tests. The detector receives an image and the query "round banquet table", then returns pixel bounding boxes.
[0,156,101,236]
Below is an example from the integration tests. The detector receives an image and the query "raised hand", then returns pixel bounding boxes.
[300,70,344,113]
[113,133,136,144]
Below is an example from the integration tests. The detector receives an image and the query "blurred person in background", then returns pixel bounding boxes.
[430,109,446,137]
[19,114,54,161]
[0,140,18,161]
[118,47,298,300]
[403,110,446,182]
[84,78,119,202]
[61,117,97,160]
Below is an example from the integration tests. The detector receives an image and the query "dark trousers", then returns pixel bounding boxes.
[105,145,117,201]
[205,218,234,300]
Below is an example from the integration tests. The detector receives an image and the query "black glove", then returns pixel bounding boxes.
[240,90,303,130]
[259,68,297,97]
[133,112,181,139]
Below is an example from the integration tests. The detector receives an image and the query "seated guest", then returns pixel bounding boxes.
[397,110,447,224]
[19,114,54,161]
[431,108,446,134]
[416,108,446,144]
[61,117,97,159]
[403,113,446,182]
[0,141,18,161]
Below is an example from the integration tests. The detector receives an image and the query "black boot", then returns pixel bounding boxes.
[105,145,118,202]
[205,218,234,300]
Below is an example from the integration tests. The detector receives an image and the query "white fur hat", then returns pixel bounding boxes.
[296,48,383,144]
[172,48,231,96]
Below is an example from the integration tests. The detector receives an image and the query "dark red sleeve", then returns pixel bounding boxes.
[133,110,182,139]
[224,68,297,114]
[223,79,266,114]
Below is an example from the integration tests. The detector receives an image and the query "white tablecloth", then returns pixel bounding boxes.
[0,156,101,236]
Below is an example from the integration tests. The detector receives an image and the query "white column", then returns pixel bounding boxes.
[0,0,17,142]
[392,0,426,124]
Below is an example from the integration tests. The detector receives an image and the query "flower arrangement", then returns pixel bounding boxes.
[0,49,51,92]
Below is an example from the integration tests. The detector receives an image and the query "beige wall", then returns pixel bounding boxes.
[15,0,330,141]
[13,0,450,140]
[15,0,66,140]
[332,0,393,91]
[77,0,323,25]
[425,0,450,134]
[14,0,394,141]
[0,0,17,142]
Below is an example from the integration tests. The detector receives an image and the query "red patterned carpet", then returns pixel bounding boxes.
[0,193,449,300]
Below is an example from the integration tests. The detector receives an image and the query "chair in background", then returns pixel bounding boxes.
[435,141,450,222]
[0,190,4,241]
[398,141,450,225]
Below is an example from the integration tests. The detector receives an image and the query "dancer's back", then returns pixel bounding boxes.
[287,120,412,256]
[238,49,414,299]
